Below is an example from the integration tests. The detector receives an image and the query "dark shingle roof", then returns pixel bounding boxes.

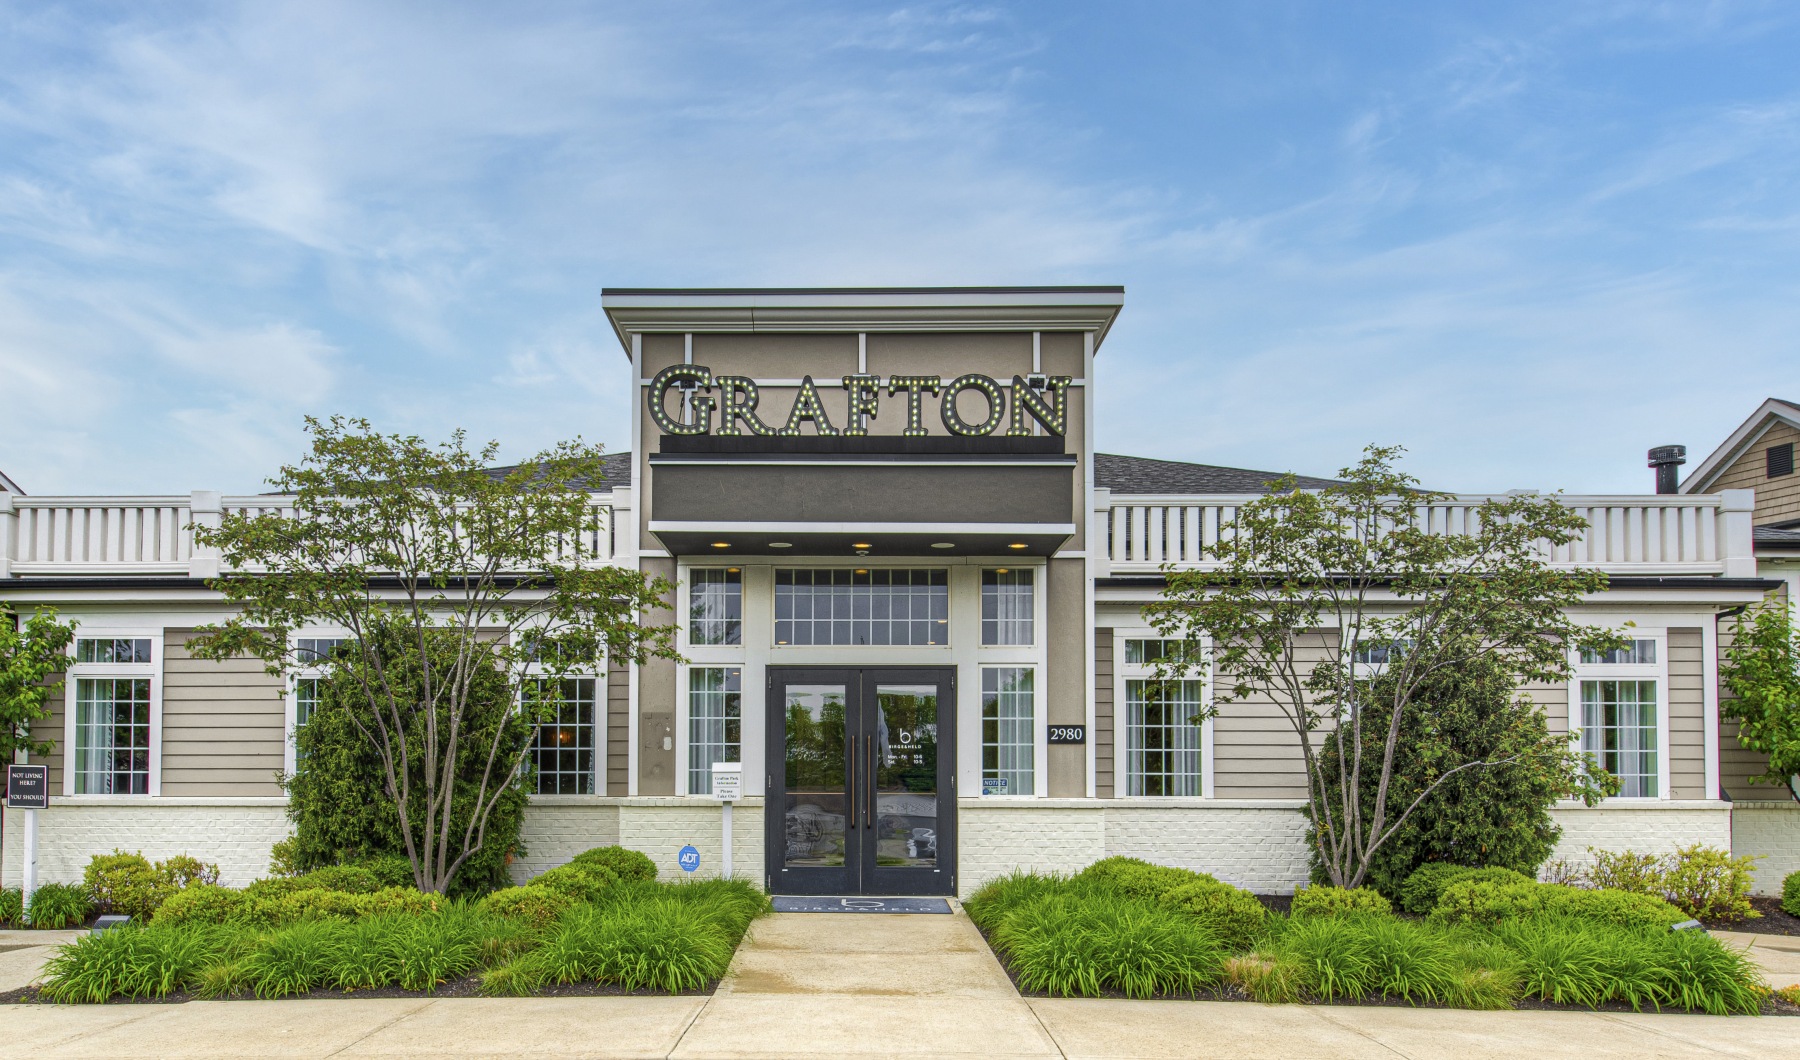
[1754,527,1800,550]
[481,451,632,490]
[1095,453,1339,495]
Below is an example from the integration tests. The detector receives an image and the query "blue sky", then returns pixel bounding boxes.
[2,1,1797,494]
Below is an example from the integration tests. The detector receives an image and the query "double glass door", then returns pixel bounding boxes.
[765,667,955,896]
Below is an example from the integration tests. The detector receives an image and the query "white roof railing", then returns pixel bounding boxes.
[0,490,627,579]
[1092,488,1759,579]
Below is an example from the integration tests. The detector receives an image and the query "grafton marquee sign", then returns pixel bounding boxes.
[647,365,1072,438]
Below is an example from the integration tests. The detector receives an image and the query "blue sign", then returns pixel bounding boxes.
[981,777,1008,796]
[677,845,701,873]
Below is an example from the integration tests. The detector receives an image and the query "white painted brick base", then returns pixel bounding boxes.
[1,799,290,888]
[3,796,1764,899]
[1730,801,1800,896]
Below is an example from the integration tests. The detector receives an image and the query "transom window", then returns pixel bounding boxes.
[981,569,1034,646]
[527,677,597,795]
[689,569,743,646]
[296,637,351,664]
[981,667,1034,796]
[1123,638,1197,667]
[689,667,742,794]
[75,638,152,664]
[774,569,949,646]
[1581,639,1657,665]
[1352,639,1413,666]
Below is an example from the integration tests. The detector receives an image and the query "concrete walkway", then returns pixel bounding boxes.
[1713,929,1800,989]
[1,915,1797,1058]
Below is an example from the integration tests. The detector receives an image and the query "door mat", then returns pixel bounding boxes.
[771,896,952,914]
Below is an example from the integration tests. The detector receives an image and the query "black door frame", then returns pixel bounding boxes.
[765,666,957,896]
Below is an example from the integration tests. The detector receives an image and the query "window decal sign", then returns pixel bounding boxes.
[647,365,1071,439]
[677,844,701,873]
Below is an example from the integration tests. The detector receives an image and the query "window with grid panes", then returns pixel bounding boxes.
[71,636,155,795]
[1574,637,1661,798]
[527,677,598,794]
[1121,638,1203,797]
[981,569,1034,645]
[981,667,1034,796]
[774,569,948,646]
[688,668,741,794]
[689,569,742,645]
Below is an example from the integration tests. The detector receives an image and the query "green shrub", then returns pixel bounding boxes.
[1290,885,1391,918]
[532,863,620,904]
[1397,864,1534,917]
[478,886,574,930]
[0,886,21,926]
[1659,845,1759,922]
[1158,881,1267,951]
[1079,857,1217,902]
[1310,654,1587,899]
[569,846,658,884]
[296,865,383,894]
[388,908,489,992]
[356,854,417,888]
[1584,848,1665,894]
[244,919,345,998]
[264,887,364,923]
[1274,914,1383,1001]
[1433,880,1684,931]
[157,854,220,889]
[26,882,93,928]
[268,835,303,878]
[152,884,256,928]
[82,851,220,922]
[1784,870,1800,917]
[991,891,1224,998]
[40,922,242,1002]
[324,916,401,990]
[354,886,442,918]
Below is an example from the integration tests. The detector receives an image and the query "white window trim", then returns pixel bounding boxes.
[63,628,164,797]
[284,628,352,779]
[1112,629,1213,799]
[1568,628,1670,802]
[515,627,606,798]
[978,663,1040,798]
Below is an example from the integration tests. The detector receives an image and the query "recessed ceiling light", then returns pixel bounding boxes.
[995,568,1008,574]
[711,542,731,549]
[854,568,868,575]
[769,542,793,549]
[931,542,955,549]
[1008,543,1028,550]
[851,543,872,550]
[726,568,740,573]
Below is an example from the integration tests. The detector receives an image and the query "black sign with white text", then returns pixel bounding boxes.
[5,764,49,809]
[1047,725,1086,745]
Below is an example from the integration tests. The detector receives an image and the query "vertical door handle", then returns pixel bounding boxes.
[862,734,872,829]
[846,730,857,830]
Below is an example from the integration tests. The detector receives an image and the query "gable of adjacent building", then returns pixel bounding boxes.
[1681,397,1800,527]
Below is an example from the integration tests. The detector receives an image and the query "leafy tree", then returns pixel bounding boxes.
[1317,653,1602,898]
[1144,445,1620,889]
[190,417,679,894]
[287,623,529,895]
[1,605,77,761]
[1720,600,1800,803]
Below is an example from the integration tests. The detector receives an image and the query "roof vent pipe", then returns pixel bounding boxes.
[1648,445,1686,494]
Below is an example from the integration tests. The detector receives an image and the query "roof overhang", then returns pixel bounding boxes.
[1680,398,1800,494]
[601,286,1125,357]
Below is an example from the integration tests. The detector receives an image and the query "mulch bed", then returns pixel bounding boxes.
[1701,896,1800,937]
[0,976,717,1005]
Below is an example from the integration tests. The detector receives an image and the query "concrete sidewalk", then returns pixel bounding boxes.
[1,915,1796,1058]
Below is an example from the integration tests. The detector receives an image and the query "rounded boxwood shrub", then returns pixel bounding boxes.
[1431,879,1683,930]
[1398,864,1535,916]
[569,846,658,885]
[1158,880,1267,951]
[264,887,364,923]
[1079,857,1217,902]
[83,851,172,921]
[533,863,621,904]
[354,886,442,918]
[26,882,93,928]
[479,885,574,930]
[153,884,255,927]
[1784,870,1800,918]
[1290,885,1392,918]
[356,854,416,889]
[296,865,383,894]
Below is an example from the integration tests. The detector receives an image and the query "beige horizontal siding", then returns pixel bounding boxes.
[160,630,285,797]
[1711,420,1800,526]
[607,653,629,796]
[1717,616,1781,800]
[1209,630,1331,800]
[1666,627,1705,800]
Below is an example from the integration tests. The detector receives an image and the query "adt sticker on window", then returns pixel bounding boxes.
[677,845,701,873]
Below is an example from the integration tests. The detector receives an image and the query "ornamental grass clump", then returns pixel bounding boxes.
[989,891,1225,999]
[486,899,735,995]
[40,923,245,1003]
[243,919,346,998]
[25,883,93,929]
[1495,918,1764,1015]
[657,878,770,943]
[963,870,1074,933]
[0,886,22,926]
